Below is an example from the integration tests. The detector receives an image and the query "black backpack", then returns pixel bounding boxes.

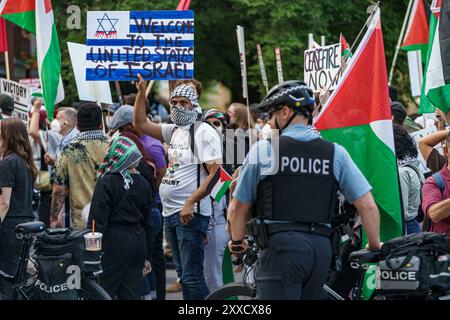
[33,228,90,300]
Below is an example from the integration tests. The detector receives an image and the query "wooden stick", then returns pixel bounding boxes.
[5,51,10,80]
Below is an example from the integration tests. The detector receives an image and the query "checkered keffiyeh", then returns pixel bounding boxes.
[98,136,142,190]
[170,84,201,111]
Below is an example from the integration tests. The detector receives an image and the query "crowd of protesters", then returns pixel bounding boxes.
[1,74,450,301]
[0,75,262,300]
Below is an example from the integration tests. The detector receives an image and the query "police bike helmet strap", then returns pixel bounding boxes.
[257,80,315,131]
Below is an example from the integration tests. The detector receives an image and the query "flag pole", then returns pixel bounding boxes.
[4,50,10,80]
[388,0,414,85]
[313,2,381,120]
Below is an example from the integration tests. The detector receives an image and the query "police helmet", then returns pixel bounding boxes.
[256,80,315,117]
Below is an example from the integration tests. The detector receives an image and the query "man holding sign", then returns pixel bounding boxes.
[134,74,223,300]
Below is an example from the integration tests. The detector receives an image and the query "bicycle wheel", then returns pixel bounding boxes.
[78,278,111,300]
[205,283,256,300]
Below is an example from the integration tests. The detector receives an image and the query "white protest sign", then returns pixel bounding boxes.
[86,10,194,81]
[0,78,30,122]
[67,42,113,105]
[275,48,284,84]
[410,126,437,174]
[304,43,341,93]
[236,25,248,99]
[407,50,423,98]
[19,78,41,89]
[256,43,269,92]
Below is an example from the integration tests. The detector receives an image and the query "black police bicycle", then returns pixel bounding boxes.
[206,232,450,300]
[0,221,111,300]
[204,238,344,300]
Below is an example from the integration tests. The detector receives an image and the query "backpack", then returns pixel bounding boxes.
[403,164,426,223]
[376,232,450,293]
[33,228,91,300]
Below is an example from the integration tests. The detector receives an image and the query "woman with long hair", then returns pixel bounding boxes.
[0,118,38,299]
[393,123,424,234]
[227,103,257,166]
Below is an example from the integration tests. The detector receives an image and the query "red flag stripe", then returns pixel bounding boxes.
[0,0,35,15]
[0,18,7,53]
[219,167,232,183]
[401,0,429,47]
[315,12,391,130]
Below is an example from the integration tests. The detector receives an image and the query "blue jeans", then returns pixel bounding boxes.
[164,212,210,300]
[405,219,421,234]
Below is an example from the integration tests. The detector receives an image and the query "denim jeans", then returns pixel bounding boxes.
[164,212,210,300]
[405,219,421,234]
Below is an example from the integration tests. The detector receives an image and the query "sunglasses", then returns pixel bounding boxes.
[211,120,222,127]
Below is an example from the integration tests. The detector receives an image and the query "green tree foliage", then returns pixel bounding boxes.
[52,0,411,107]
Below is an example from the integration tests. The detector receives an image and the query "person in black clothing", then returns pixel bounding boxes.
[87,136,153,300]
[0,118,38,300]
[121,131,165,300]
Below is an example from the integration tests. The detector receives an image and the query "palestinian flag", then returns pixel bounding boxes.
[315,9,402,299]
[340,34,352,58]
[0,0,64,121]
[400,0,431,62]
[424,0,450,113]
[208,166,232,203]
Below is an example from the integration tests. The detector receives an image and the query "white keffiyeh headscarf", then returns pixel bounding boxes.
[169,85,202,126]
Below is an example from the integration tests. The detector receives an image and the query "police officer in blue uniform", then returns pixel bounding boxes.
[227,81,382,300]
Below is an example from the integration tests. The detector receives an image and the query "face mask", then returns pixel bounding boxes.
[170,105,198,126]
[51,119,61,134]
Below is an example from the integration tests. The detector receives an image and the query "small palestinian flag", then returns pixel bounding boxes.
[340,34,352,59]
[209,166,232,203]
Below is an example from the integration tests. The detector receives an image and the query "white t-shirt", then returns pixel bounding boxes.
[160,122,222,218]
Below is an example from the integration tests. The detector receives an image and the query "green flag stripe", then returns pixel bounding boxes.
[2,11,35,34]
[215,181,231,202]
[40,23,61,120]
[321,124,403,240]
[427,84,450,112]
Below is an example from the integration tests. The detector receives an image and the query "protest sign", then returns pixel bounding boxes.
[68,42,113,105]
[256,44,269,93]
[410,126,437,174]
[0,78,30,122]
[304,43,341,93]
[19,78,41,89]
[275,48,284,84]
[86,10,194,81]
[236,25,248,99]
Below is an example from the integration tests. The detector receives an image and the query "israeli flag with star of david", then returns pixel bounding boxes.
[86,11,194,81]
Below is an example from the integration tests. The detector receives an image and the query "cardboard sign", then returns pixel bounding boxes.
[304,43,341,93]
[86,10,194,81]
[19,78,41,89]
[0,78,30,122]
[410,127,437,174]
[68,42,113,105]
[236,25,247,99]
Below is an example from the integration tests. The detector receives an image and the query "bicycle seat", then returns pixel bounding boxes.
[349,249,380,265]
[15,221,45,235]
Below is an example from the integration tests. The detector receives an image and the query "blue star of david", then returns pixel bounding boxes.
[96,13,118,36]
